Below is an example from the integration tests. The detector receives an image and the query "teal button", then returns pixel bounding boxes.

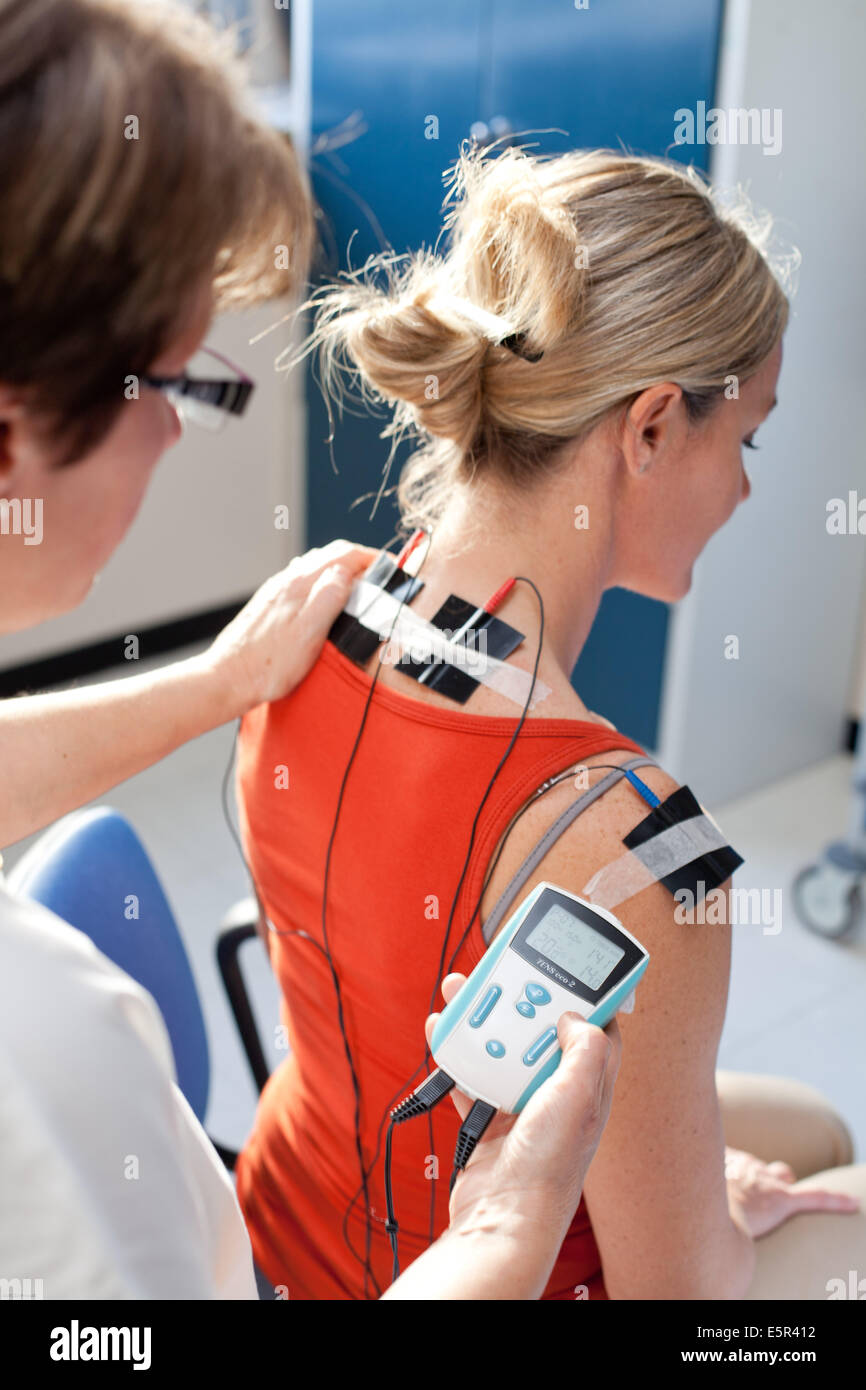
[485,1040,506,1059]
[516,1001,536,1019]
[522,1026,558,1066]
[469,985,502,1028]
[525,982,551,1006]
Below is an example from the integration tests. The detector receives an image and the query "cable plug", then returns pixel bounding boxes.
[390,1068,455,1125]
[450,1098,497,1192]
[385,1068,456,1281]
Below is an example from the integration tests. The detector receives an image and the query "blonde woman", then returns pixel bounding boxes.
[236,144,866,1300]
[0,0,622,1301]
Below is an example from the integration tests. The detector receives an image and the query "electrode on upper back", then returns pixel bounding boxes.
[328,528,552,709]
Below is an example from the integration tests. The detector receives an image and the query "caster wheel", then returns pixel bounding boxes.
[792,863,861,939]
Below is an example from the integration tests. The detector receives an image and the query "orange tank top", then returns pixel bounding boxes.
[234,639,646,1300]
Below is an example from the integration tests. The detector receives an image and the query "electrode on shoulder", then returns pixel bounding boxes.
[328,537,426,666]
[582,784,744,912]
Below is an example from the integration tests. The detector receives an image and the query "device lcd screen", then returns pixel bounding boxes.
[525,903,625,991]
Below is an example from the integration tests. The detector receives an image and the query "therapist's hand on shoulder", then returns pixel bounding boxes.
[203,540,375,715]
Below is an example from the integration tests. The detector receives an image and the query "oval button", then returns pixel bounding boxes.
[522,1026,558,1067]
[485,1040,506,1059]
[516,1001,536,1019]
[525,982,551,1006]
[469,984,502,1028]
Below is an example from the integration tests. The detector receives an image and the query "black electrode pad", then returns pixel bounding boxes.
[396,593,525,704]
[622,785,744,901]
[328,562,425,668]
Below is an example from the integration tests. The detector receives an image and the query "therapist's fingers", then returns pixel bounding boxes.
[303,562,360,629]
[425,979,620,1155]
[441,972,466,1001]
[423,972,466,1049]
[510,1010,621,1153]
[425,975,477,1122]
[287,539,377,584]
[482,1014,621,1225]
[440,1008,621,1240]
[202,541,375,714]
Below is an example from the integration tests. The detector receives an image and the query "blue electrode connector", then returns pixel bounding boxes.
[622,768,661,807]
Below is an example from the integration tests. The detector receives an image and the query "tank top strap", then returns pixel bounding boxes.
[480,753,659,945]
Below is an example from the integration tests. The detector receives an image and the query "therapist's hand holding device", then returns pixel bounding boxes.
[393,892,634,1300]
[431,882,649,1114]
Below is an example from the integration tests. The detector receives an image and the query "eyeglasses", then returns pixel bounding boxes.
[142,346,255,432]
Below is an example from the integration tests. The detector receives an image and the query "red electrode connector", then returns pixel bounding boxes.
[394,528,427,570]
[483,576,516,614]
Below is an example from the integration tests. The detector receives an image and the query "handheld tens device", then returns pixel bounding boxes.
[431,881,649,1114]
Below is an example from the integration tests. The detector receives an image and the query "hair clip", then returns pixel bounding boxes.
[500,331,544,362]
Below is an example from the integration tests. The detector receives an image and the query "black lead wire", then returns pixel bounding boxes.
[221,531,432,1300]
[421,574,546,1254]
[316,532,435,1298]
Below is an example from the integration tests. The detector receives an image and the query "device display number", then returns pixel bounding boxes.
[525,903,625,990]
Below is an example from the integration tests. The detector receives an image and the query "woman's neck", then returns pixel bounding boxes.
[409,465,617,681]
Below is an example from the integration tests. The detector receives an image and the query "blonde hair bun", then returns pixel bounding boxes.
[297,143,792,528]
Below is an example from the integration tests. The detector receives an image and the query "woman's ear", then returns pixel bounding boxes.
[620,382,686,477]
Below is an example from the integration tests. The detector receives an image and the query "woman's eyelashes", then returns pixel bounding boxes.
[743,435,760,451]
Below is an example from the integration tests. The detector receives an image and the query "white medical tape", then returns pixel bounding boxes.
[343,577,551,709]
[582,813,730,910]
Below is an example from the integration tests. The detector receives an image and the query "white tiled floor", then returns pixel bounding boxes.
[4,646,865,1158]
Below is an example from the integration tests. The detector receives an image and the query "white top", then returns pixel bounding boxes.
[0,880,257,1299]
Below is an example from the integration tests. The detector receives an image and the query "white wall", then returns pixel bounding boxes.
[658,0,866,802]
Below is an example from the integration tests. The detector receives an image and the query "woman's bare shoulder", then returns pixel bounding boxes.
[478,747,730,1091]
[478,749,734,1295]
[480,751,681,931]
